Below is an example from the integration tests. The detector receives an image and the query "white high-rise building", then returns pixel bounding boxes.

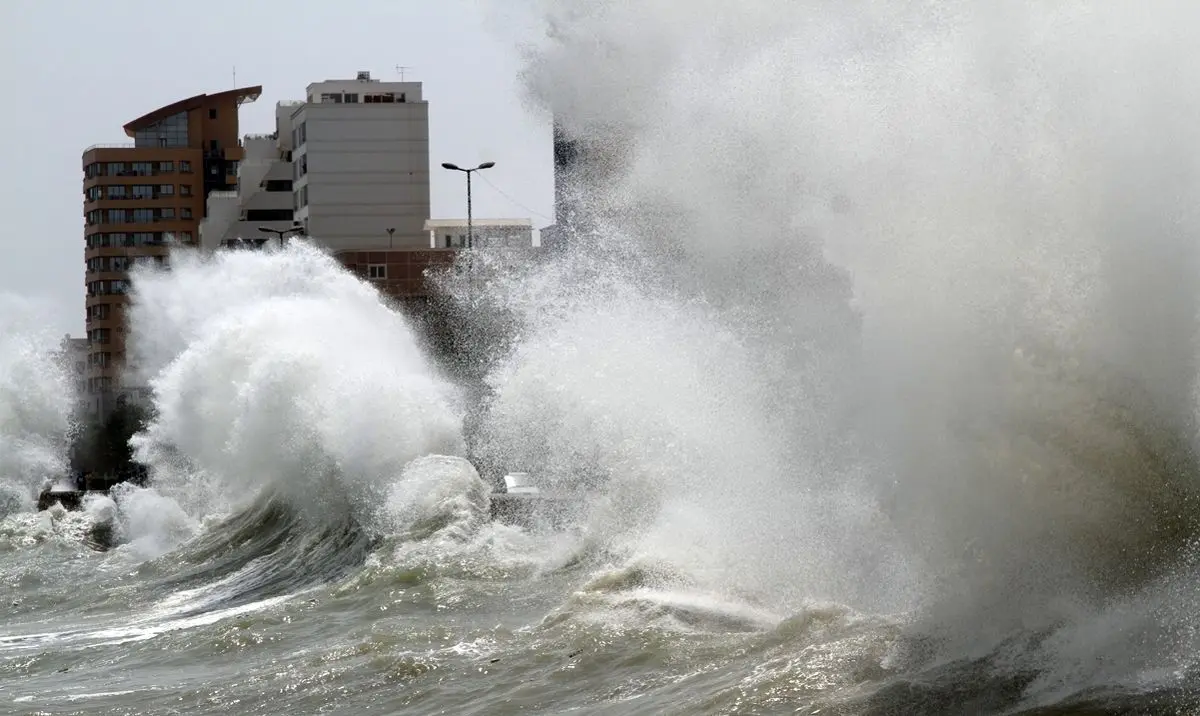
[201,71,431,251]
[293,72,430,250]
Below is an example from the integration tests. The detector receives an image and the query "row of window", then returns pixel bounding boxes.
[85,183,193,202]
[85,160,193,179]
[86,231,192,249]
[86,255,168,273]
[86,207,193,225]
[88,328,113,344]
[87,280,129,297]
[314,92,407,104]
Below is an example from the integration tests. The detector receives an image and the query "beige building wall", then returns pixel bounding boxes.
[291,73,431,251]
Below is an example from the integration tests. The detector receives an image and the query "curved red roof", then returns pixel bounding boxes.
[122,85,262,136]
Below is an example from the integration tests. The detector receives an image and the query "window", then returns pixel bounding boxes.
[105,186,126,199]
[86,256,134,273]
[180,184,192,196]
[367,264,387,280]
[158,184,174,196]
[181,208,193,219]
[180,161,192,173]
[160,208,175,219]
[209,139,218,152]
[209,108,217,119]
[159,161,174,173]
[343,93,358,103]
[134,111,188,149]
[264,179,292,192]
[131,162,154,176]
[320,93,343,103]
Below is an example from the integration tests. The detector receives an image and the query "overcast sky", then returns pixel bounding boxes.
[0,0,555,338]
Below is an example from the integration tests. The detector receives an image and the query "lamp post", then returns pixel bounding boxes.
[258,223,304,248]
[440,161,494,250]
[386,227,395,249]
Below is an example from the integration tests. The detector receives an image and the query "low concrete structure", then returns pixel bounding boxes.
[424,218,533,249]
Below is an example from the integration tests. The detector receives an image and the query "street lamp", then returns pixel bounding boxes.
[258,223,304,247]
[440,161,494,250]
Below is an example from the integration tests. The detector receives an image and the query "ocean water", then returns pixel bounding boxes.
[7,2,1200,713]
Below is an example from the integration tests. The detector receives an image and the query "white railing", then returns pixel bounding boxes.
[84,143,136,152]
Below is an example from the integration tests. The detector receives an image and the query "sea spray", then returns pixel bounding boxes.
[492,0,1200,629]
[0,293,74,513]
[125,243,465,525]
[440,233,916,612]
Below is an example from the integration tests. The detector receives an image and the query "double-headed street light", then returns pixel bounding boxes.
[440,161,495,250]
[258,223,305,247]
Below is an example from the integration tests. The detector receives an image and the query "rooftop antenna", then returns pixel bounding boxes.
[395,65,412,81]
[232,66,237,87]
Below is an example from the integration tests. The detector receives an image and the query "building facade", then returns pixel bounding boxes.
[425,218,533,249]
[81,86,260,415]
[201,71,431,253]
[200,101,298,250]
[293,71,431,250]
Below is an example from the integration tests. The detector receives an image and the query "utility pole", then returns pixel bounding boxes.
[258,223,304,248]
[440,162,495,250]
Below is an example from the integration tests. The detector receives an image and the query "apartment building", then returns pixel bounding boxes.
[82,86,260,415]
[201,101,298,250]
[203,71,449,303]
[203,71,430,254]
[293,71,431,250]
